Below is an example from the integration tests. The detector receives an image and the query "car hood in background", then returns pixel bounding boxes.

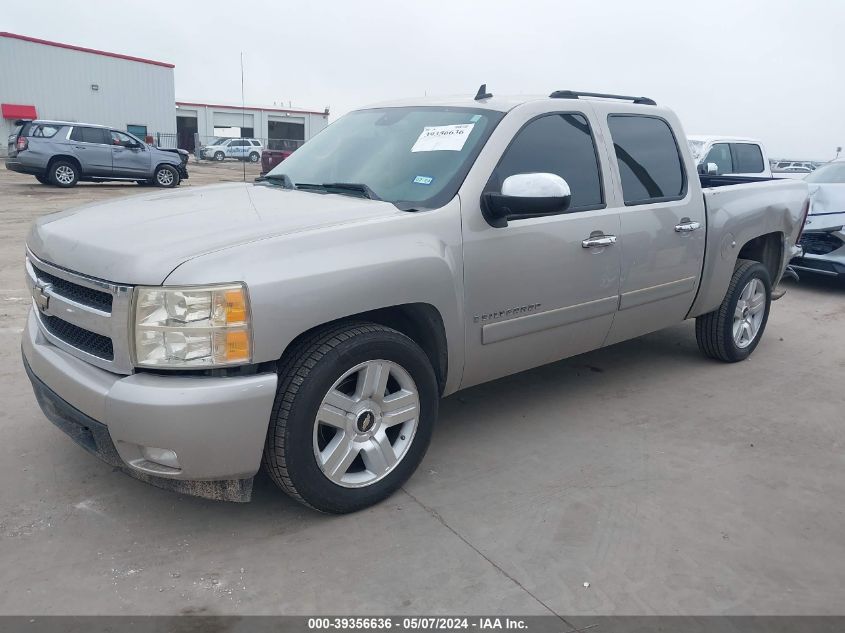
[27,182,401,285]
[805,183,845,231]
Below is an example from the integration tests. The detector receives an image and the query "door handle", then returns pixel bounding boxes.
[74,145,86,150]
[582,234,617,248]
[675,220,701,233]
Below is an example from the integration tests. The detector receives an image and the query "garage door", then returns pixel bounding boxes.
[214,112,254,128]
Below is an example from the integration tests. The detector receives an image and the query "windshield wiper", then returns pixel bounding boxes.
[256,173,295,188]
[296,182,382,201]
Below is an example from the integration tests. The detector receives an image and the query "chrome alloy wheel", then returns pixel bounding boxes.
[733,278,766,348]
[55,165,75,185]
[156,168,174,186]
[313,360,420,488]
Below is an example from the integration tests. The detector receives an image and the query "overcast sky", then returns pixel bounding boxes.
[4,0,843,158]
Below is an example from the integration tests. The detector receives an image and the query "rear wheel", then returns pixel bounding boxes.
[248,152,260,163]
[49,160,79,187]
[696,259,772,362]
[263,322,438,513]
[35,174,51,185]
[153,164,180,188]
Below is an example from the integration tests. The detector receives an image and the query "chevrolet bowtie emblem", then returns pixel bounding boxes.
[32,281,51,311]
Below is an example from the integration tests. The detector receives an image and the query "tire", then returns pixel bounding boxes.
[695,259,772,362]
[248,152,260,163]
[214,151,225,161]
[263,321,438,513]
[153,164,180,188]
[35,174,51,185]
[48,160,79,188]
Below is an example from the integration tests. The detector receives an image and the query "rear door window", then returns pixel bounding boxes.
[607,115,686,205]
[71,127,109,144]
[732,143,764,173]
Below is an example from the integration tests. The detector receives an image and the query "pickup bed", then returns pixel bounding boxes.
[22,89,809,513]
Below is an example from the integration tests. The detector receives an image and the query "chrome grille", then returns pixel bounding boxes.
[40,314,114,360]
[31,264,113,312]
[25,251,134,374]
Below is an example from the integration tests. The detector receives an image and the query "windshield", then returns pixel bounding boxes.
[688,140,706,162]
[212,138,228,145]
[266,106,502,208]
[805,162,845,184]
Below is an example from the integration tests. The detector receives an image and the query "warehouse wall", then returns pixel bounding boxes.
[0,35,176,146]
[175,103,329,145]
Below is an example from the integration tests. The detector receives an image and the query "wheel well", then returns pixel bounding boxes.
[154,162,179,175]
[46,155,82,176]
[737,232,783,283]
[281,304,449,395]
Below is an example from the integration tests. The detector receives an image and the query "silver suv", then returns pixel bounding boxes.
[5,120,189,188]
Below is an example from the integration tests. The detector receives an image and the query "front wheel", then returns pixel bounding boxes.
[696,259,772,362]
[214,151,225,161]
[263,322,438,513]
[153,164,180,188]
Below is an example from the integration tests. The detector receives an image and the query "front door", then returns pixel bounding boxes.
[460,109,622,389]
[598,111,706,345]
[110,131,151,177]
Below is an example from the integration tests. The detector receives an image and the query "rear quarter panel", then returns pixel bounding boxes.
[689,179,807,317]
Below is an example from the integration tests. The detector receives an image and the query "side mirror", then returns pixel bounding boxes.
[481,173,572,228]
[706,162,719,174]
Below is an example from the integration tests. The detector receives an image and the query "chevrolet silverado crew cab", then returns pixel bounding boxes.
[22,88,809,513]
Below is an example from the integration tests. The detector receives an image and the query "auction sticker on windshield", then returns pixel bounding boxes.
[411,124,475,152]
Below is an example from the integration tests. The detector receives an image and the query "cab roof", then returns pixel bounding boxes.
[687,134,763,145]
[364,89,660,113]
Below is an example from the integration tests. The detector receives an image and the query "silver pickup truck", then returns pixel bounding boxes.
[21,89,809,513]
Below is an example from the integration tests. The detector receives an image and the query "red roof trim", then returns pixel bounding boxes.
[1,103,38,119]
[176,100,328,116]
[0,32,174,68]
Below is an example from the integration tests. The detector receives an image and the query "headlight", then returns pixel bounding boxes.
[133,283,252,368]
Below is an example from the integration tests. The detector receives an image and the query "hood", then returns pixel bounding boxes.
[27,182,401,285]
[804,183,845,232]
[808,183,845,215]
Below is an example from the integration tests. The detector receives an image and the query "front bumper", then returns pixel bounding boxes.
[22,311,278,501]
[792,221,845,277]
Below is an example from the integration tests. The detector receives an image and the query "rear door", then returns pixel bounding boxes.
[460,104,622,388]
[69,127,113,176]
[110,130,151,177]
[595,107,706,345]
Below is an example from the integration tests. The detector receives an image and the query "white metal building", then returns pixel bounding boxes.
[175,101,329,153]
[0,32,176,151]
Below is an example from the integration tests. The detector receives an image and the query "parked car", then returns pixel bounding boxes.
[260,148,294,175]
[776,161,817,171]
[22,89,808,513]
[199,138,262,162]
[687,135,772,177]
[790,160,845,277]
[5,120,188,188]
[775,167,813,180]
